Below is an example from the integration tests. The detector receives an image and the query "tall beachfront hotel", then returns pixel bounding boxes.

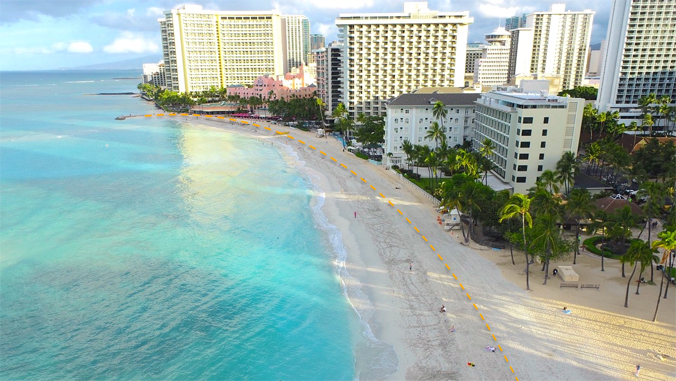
[284,16,310,72]
[507,4,594,90]
[596,0,676,126]
[159,5,287,93]
[335,2,473,118]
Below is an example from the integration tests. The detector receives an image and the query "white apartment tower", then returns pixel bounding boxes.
[474,27,511,87]
[465,43,485,76]
[385,93,480,166]
[159,5,286,93]
[284,15,310,72]
[507,4,594,91]
[596,0,676,126]
[335,2,473,118]
[472,90,584,194]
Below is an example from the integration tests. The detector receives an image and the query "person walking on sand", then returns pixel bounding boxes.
[635,364,641,378]
[410,262,412,271]
[354,211,357,218]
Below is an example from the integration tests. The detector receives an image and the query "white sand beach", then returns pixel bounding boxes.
[176,116,675,380]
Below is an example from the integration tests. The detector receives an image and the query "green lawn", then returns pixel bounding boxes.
[404,176,449,194]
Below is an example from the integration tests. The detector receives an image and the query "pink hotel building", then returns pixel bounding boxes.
[227,64,317,101]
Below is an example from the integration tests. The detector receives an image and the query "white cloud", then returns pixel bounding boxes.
[12,41,92,54]
[315,23,336,38]
[298,0,374,9]
[146,7,164,16]
[477,4,519,18]
[67,41,93,53]
[103,32,159,53]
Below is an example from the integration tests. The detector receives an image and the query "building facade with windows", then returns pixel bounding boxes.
[283,15,310,72]
[507,4,594,91]
[596,0,676,127]
[142,60,167,88]
[384,93,481,167]
[335,2,473,118]
[159,4,287,93]
[465,43,485,76]
[473,90,584,194]
[473,27,511,87]
[314,42,344,114]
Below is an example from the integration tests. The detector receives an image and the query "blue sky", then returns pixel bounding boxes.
[0,0,612,71]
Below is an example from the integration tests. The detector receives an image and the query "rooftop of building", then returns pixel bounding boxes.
[388,92,481,107]
[337,2,471,22]
[481,89,574,106]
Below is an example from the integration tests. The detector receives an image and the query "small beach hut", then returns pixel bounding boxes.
[444,209,462,231]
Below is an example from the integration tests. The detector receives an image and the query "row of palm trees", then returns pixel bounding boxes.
[496,176,675,321]
[582,93,675,141]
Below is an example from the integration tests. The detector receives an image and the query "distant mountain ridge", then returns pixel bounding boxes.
[63,55,162,70]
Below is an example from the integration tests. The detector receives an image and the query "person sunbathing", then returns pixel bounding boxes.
[440,305,446,313]
[563,307,571,314]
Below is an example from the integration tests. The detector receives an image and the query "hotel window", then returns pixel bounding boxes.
[516,177,526,183]
[544,117,549,124]
[519,153,529,160]
[540,142,546,148]
[537,165,543,171]
[522,130,532,136]
[517,129,521,135]
[518,116,522,123]
[518,165,528,171]
[539,153,545,160]
[523,117,533,124]
[542,129,548,136]
[520,141,530,148]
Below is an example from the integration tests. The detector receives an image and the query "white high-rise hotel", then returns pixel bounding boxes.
[335,2,473,118]
[474,27,511,87]
[597,0,676,125]
[159,5,310,93]
[284,16,310,72]
[508,4,594,90]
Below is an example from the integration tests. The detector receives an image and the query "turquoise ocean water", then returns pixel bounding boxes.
[0,71,387,379]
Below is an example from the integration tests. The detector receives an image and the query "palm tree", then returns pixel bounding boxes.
[628,121,640,150]
[500,194,534,290]
[611,206,638,277]
[567,188,596,265]
[652,229,676,321]
[531,214,562,285]
[458,181,484,241]
[583,103,598,141]
[432,101,448,132]
[539,170,560,194]
[442,187,468,242]
[479,138,495,185]
[455,150,479,179]
[530,187,562,220]
[588,210,610,271]
[425,122,445,150]
[657,95,672,135]
[642,113,655,137]
[638,181,667,282]
[424,152,440,192]
[585,142,601,176]
[622,240,655,307]
[402,140,414,170]
[556,151,578,195]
